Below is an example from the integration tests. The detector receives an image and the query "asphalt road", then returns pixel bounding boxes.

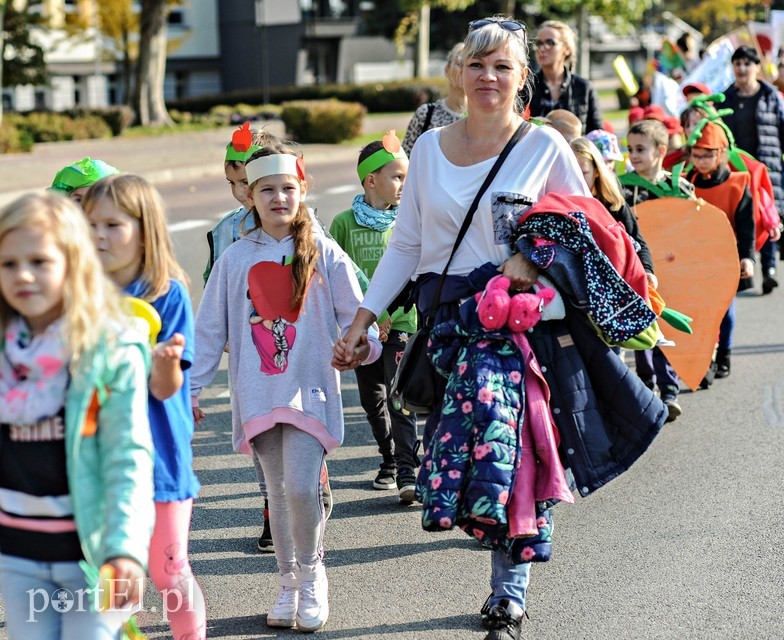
[2,159,784,639]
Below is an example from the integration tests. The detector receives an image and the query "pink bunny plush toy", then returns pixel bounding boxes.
[476,275,555,333]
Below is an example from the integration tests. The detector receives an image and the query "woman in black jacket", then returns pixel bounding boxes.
[529,20,603,134]
[721,45,784,294]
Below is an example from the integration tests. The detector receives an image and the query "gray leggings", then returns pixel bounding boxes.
[251,424,326,574]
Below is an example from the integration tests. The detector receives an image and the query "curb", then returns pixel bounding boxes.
[0,143,360,209]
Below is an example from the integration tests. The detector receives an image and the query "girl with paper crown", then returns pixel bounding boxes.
[190,146,381,632]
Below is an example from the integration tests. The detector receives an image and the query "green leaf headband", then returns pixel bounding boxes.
[685,93,749,172]
[49,157,119,194]
[225,122,262,162]
[357,130,407,182]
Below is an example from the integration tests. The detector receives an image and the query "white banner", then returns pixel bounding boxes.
[680,27,756,98]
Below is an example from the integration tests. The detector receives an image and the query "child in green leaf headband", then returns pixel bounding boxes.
[49,157,119,205]
[618,118,695,423]
[328,130,420,502]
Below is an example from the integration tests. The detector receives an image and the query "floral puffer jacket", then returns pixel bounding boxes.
[416,297,561,556]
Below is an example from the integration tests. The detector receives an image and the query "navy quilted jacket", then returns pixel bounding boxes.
[527,305,667,497]
[416,303,523,548]
[721,82,784,215]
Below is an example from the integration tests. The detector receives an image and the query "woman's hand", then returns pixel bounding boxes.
[740,258,754,279]
[499,253,539,291]
[333,308,377,370]
[646,272,659,291]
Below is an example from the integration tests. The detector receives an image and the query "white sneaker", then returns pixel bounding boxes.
[266,572,298,628]
[296,565,329,632]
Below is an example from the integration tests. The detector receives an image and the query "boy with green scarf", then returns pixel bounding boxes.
[329,132,420,503]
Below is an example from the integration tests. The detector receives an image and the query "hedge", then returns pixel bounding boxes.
[167,78,447,115]
[281,99,366,144]
[64,106,135,136]
[6,111,112,143]
[0,121,34,153]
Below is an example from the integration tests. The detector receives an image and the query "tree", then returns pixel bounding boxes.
[132,0,172,126]
[0,0,48,123]
[96,0,138,106]
[663,0,751,43]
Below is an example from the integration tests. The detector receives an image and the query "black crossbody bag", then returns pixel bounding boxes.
[390,121,529,414]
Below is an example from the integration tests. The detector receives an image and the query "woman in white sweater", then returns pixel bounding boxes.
[334,16,589,640]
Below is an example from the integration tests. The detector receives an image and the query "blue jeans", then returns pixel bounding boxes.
[490,550,531,609]
[719,298,736,350]
[760,237,778,272]
[0,554,124,639]
[634,347,679,397]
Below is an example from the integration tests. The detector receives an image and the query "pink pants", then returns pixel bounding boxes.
[148,500,207,640]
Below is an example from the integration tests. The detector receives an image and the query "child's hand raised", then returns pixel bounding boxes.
[149,333,185,401]
[152,332,185,362]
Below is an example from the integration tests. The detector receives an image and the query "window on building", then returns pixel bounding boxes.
[168,8,185,26]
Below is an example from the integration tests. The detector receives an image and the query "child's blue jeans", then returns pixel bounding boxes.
[0,554,123,640]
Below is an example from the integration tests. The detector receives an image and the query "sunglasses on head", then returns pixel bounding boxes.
[468,18,527,36]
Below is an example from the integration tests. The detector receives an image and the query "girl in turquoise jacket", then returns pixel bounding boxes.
[0,192,155,639]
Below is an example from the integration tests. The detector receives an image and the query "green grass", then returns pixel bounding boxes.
[604,108,630,122]
[122,121,221,138]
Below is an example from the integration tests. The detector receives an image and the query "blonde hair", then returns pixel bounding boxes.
[547,108,582,141]
[245,148,319,309]
[462,16,533,112]
[81,174,189,302]
[0,192,125,364]
[446,42,464,67]
[538,20,577,69]
[570,137,625,211]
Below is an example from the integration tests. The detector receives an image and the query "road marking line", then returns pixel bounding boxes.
[169,219,211,233]
[762,381,784,428]
[324,184,356,195]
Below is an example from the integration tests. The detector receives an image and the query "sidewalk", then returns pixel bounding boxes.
[0,108,630,208]
[0,113,412,207]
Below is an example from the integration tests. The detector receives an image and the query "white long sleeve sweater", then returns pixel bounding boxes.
[190,228,380,455]
[361,124,590,317]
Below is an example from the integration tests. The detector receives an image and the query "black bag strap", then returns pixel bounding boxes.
[425,120,529,327]
[422,102,436,133]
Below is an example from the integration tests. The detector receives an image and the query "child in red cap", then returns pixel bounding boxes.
[686,119,756,379]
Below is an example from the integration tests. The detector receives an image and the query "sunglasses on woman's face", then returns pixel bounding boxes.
[534,38,560,50]
[468,18,527,37]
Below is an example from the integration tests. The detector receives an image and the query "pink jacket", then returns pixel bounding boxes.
[507,333,574,537]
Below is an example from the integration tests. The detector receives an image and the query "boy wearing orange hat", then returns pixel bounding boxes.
[686,119,756,378]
